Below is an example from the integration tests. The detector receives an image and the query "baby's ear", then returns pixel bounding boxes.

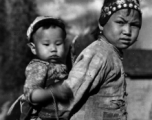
[27,42,36,55]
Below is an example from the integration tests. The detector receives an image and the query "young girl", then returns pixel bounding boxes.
[60,0,142,120]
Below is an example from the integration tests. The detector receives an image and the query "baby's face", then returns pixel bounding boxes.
[33,26,66,63]
[103,9,142,49]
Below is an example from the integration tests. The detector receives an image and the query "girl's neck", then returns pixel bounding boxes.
[99,35,123,59]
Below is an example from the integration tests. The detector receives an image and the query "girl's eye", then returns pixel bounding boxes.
[116,21,124,25]
[131,23,141,28]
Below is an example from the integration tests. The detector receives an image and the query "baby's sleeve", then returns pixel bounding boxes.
[23,61,48,103]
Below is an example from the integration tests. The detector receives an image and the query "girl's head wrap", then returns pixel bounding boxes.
[99,0,142,29]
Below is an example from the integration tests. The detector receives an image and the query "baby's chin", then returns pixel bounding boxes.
[49,59,58,63]
[48,58,62,64]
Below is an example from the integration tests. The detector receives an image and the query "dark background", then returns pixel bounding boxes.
[0,0,37,105]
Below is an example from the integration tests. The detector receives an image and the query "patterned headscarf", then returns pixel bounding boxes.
[99,0,142,29]
[27,16,66,42]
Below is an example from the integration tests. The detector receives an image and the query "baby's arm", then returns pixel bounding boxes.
[29,88,56,104]
[30,82,73,104]
[24,61,56,105]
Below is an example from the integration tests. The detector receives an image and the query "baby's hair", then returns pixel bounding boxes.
[30,19,66,42]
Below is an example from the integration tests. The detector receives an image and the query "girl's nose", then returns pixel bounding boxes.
[123,24,131,36]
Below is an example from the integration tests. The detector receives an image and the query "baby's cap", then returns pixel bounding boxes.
[27,16,66,42]
[99,0,142,28]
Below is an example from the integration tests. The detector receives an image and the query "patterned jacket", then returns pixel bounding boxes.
[60,35,127,120]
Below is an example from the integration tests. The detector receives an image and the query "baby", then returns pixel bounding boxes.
[21,16,73,120]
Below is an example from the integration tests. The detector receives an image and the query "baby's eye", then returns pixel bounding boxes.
[56,42,63,46]
[43,43,49,46]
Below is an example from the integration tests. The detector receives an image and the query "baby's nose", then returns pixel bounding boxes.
[50,44,57,51]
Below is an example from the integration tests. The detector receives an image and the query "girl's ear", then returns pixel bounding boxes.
[27,42,37,55]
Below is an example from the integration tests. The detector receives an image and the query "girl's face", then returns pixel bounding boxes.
[103,9,142,50]
[32,26,66,63]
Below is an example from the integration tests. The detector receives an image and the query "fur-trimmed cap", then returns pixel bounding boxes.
[27,16,66,42]
[99,0,142,28]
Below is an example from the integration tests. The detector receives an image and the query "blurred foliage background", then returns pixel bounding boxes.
[0,0,37,105]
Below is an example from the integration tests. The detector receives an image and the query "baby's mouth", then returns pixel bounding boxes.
[49,55,60,63]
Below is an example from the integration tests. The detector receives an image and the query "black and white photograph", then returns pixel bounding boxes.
[0,0,152,120]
